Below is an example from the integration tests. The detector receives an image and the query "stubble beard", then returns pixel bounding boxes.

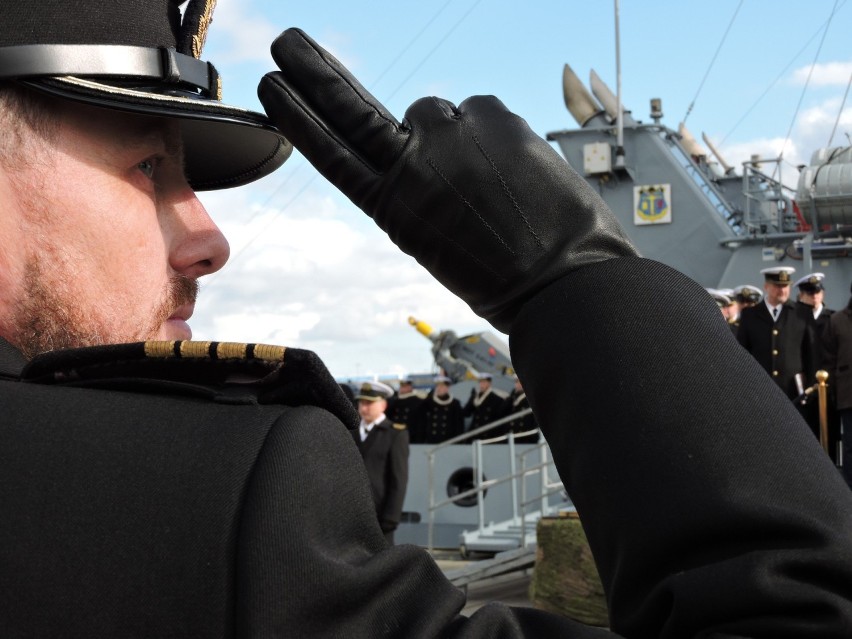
[10,260,198,359]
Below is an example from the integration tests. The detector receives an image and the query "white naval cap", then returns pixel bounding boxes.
[355,381,394,401]
[733,284,763,304]
[706,288,732,307]
[760,266,795,284]
[794,272,826,292]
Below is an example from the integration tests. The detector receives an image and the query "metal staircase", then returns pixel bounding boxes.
[425,411,574,559]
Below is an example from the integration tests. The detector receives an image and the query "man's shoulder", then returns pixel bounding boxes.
[739,305,764,323]
[16,340,359,429]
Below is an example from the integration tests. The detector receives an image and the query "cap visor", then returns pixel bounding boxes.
[22,76,292,190]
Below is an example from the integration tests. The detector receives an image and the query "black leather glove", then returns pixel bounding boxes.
[258,28,637,333]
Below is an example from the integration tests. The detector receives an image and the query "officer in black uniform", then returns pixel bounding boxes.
[737,266,812,400]
[352,381,409,544]
[463,372,507,435]
[795,272,834,338]
[500,376,540,443]
[707,288,738,333]
[385,378,425,442]
[733,284,763,309]
[4,10,852,638]
[416,375,464,443]
[795,273,839,452]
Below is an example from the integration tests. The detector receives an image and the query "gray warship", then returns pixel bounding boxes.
[550,64,852,309]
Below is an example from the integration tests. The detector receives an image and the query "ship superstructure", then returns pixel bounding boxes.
[548,65,852,308]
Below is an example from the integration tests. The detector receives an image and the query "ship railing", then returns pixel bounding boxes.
[663,128,743,234]
[426,410,564,553]
[740,157,798,234]
[517,445,568,549]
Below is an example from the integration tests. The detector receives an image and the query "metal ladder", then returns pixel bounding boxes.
[425,410,573,557]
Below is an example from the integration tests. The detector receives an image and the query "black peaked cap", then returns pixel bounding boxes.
[0,0,291,190]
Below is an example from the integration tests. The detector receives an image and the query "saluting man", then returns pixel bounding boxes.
[733,284,763,310]
[707,288,738,333]
[737,266,812,400]
[353,381,410,544]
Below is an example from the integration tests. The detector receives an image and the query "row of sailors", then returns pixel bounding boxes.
[709,267,851,488]
[380,373,539,445]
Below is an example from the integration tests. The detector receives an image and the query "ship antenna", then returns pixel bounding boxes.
[775,0,841,180]
[827,69,852,147]
[682,0,743,125]
[613,0,625,168]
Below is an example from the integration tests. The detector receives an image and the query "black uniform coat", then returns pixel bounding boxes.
[415,392,464,444]
[736,300,810,398]
[385,392,424,440]
[463,387,506,432]
[796,301,838,446]
[3,258,852,638]
[822,305,852,411]
[352,417,410,532]
[500,390,540,443]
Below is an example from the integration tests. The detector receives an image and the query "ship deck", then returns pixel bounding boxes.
[432,549,535,614]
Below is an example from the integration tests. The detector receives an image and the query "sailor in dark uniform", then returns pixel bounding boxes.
[733,284,763,310]
[728,283,761,334]
[795,272,834,338]
[416,375,465,443]
[463,372,507,435]
[352,381,410,544]
[736,266,812,400]
[795,273,839,452]
[4,12,852,637]
[708,288,738,333]
[500,376,540,443]
[385,378,425,442]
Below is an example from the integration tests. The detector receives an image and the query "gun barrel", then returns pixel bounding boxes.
[408,316,435,340]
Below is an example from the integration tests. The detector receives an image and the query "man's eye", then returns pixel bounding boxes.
[138,159,156,179]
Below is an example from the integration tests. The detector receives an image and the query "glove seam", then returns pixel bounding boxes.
[426,156,515,256]
[392,193,509,284]
[472,134,544,248]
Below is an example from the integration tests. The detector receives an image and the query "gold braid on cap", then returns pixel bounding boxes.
[191,0,217,59]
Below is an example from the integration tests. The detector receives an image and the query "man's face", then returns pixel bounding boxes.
[478,379,491,393]
[799,290,824,307]
[358,398,386,423]
[764,281,790,306]
[0,98,229,357]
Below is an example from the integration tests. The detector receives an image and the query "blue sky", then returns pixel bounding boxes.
[190,0,852,379]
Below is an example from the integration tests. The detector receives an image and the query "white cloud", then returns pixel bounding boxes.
[790,61,852,87]
[205,0,362,71]
[203,0,281,64]
[712,95,851,188]
[191,172,495,377]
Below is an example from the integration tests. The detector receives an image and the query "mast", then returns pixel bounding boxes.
[613,0,625,168]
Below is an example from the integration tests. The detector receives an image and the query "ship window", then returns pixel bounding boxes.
[447,467,487,507]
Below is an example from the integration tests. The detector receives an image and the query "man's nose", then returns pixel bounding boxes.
[168,189,230,279]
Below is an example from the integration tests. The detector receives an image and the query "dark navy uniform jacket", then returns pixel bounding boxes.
[415,392,464,444]
[385,392,423,433]
[736,300,811,398]
[463,388,506,431]
[352,418,409,532]
[2,258,852,638]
